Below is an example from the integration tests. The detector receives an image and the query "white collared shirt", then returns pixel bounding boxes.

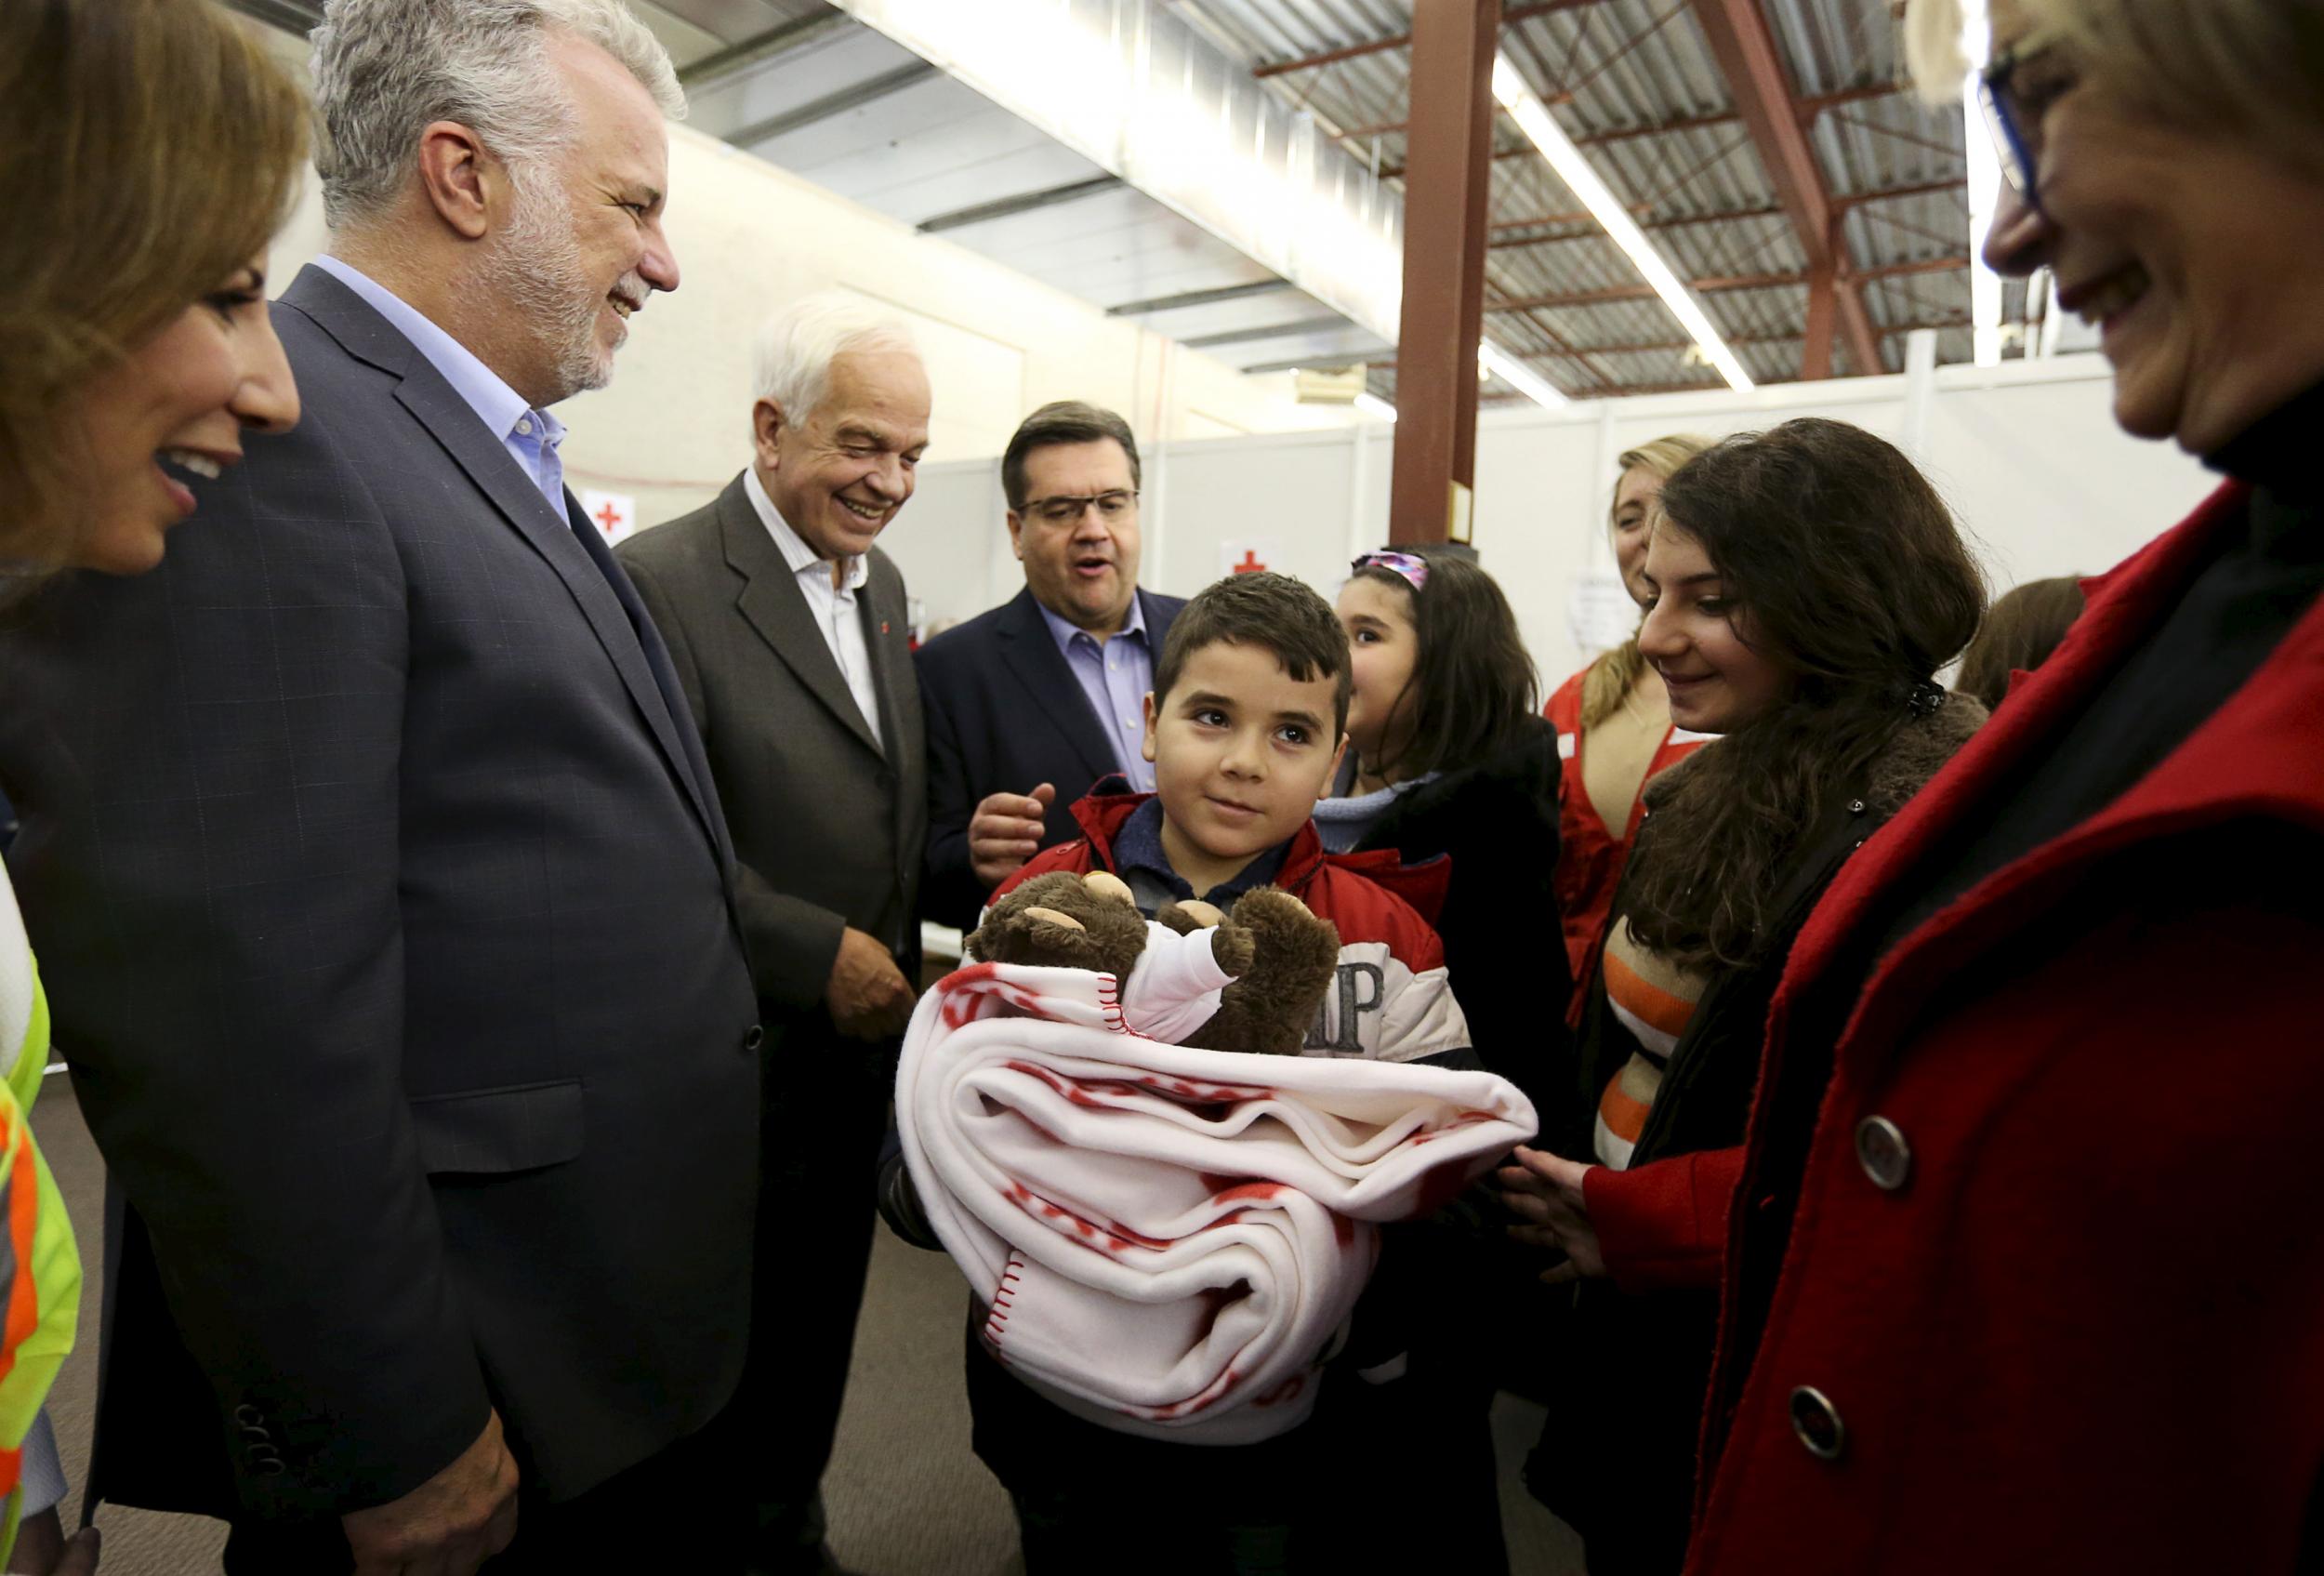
[744,468,883,751]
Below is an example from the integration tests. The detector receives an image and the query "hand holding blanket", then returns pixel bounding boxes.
[895,960,1536,1444]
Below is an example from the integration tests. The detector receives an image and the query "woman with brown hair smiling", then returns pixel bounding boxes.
[1,0,305,576]
[0,1,304,1569]
[1502,418,1987,1575]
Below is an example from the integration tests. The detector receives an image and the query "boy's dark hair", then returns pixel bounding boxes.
[1155,572,1353,737]
[1351,546,1538,781]
[1001,400,1142,510]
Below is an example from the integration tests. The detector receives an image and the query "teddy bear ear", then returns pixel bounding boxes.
[1172,899,1225,928]
[1082,871,1134,906]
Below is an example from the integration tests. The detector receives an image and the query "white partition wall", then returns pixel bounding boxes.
[891,355,2218,684]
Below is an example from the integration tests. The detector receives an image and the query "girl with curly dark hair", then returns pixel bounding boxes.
[1501,417,1988,1575]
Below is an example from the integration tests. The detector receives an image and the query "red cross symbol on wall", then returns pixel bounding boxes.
[594,500,626,536]
[1231,550,1266,574]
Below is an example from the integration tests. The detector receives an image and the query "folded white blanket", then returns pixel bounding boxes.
[895,959,1537,1445]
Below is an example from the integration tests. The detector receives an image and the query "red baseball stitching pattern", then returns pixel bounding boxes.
[984,1254,1024,1356]
[1096,972,1129,1034]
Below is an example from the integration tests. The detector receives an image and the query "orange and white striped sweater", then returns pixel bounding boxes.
[1591,920,1710,1170]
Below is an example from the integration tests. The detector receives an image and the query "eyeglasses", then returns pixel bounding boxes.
[1021,490,1137,526]
[1351,550,1429,591]
[1976,29,2070,214]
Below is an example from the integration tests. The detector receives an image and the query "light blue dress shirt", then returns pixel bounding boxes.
[310,255,570,515]
[1037,595,1156,792]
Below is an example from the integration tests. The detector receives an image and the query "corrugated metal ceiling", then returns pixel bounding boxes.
[239,0,2023,402]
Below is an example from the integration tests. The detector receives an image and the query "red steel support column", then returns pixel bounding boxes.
[1389,0,1501,545]
[1690,0,1881,377]
[1801,264,1836,380]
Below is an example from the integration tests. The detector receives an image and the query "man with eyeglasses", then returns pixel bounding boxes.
[916,400,1186,925]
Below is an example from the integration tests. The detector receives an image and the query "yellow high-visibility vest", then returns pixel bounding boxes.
[0,880,82,1564]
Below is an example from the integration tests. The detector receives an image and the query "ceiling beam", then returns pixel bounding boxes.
[1357,82,1906,167]
[1687,0,1879,377]
[677,13,852,88]
[1538,314,1974,357]
[1251,0,1599,78]
[1486,176,1962,243]
[1238,347,1398,375]
[1107,279,1297,316]
[915,175,1124,234]
[720,60,937,149]
[1243,313,1974,375]
[1486,254,1966,311]
[1180,314,1359,350]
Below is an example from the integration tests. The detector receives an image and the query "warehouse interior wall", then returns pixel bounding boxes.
[883,356,2219,686]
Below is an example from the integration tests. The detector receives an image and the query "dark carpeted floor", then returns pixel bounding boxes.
[30,1081,1584,1575]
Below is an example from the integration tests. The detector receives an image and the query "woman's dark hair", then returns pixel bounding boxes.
[1353,546,1538,782]
[1957,575,2084,709]
[1623,418,1987,971]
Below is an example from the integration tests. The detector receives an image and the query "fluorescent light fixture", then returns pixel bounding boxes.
[1478,341,1567,409]
[1960,0,2005,365]
[1353,391,1398,422]
[1491,55,1753,391]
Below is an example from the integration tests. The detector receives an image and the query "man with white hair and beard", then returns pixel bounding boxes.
[0,2,763,1572]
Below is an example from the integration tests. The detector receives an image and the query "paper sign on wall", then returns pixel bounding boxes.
[580,489,636,543]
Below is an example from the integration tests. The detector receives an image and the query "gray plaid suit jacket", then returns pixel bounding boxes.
[0,265,762,1520]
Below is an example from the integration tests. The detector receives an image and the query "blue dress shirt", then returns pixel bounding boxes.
[1037,596,1156,792]
[310,255,569,514]
[1111,795,1287,910]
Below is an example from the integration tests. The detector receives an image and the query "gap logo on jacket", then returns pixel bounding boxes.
[990,788,1473,1068]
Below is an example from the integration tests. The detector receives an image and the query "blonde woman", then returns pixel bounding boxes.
[1542,434,1711,1025]
[0,0,304,1569]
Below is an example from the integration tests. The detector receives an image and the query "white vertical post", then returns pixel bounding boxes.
[1587,401,1618,571]
[1901,328,1940,458]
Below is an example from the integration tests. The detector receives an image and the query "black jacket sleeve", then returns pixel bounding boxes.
[918,646,992,930]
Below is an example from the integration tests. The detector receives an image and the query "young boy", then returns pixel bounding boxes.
[969,571,1475,1567]
[999,569,1472,1066]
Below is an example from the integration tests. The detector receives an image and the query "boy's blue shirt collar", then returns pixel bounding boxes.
[1112,796,1290,907]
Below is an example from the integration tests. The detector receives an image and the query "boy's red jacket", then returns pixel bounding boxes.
[994,789,1472,1065]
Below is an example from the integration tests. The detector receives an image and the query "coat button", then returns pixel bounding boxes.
[1789,1385,1846,1460]
[1855,1116,1912,1191]
[232,1404,264,1427]
[743,1024,765,1053]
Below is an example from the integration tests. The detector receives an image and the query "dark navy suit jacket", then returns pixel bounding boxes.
[915,586,1183,927]
[0,266,761,1520]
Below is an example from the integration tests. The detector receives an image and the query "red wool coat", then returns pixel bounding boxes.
[1687,480,2324,1574]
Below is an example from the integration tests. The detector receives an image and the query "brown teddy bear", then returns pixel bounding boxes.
[966,871,1341,1057]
